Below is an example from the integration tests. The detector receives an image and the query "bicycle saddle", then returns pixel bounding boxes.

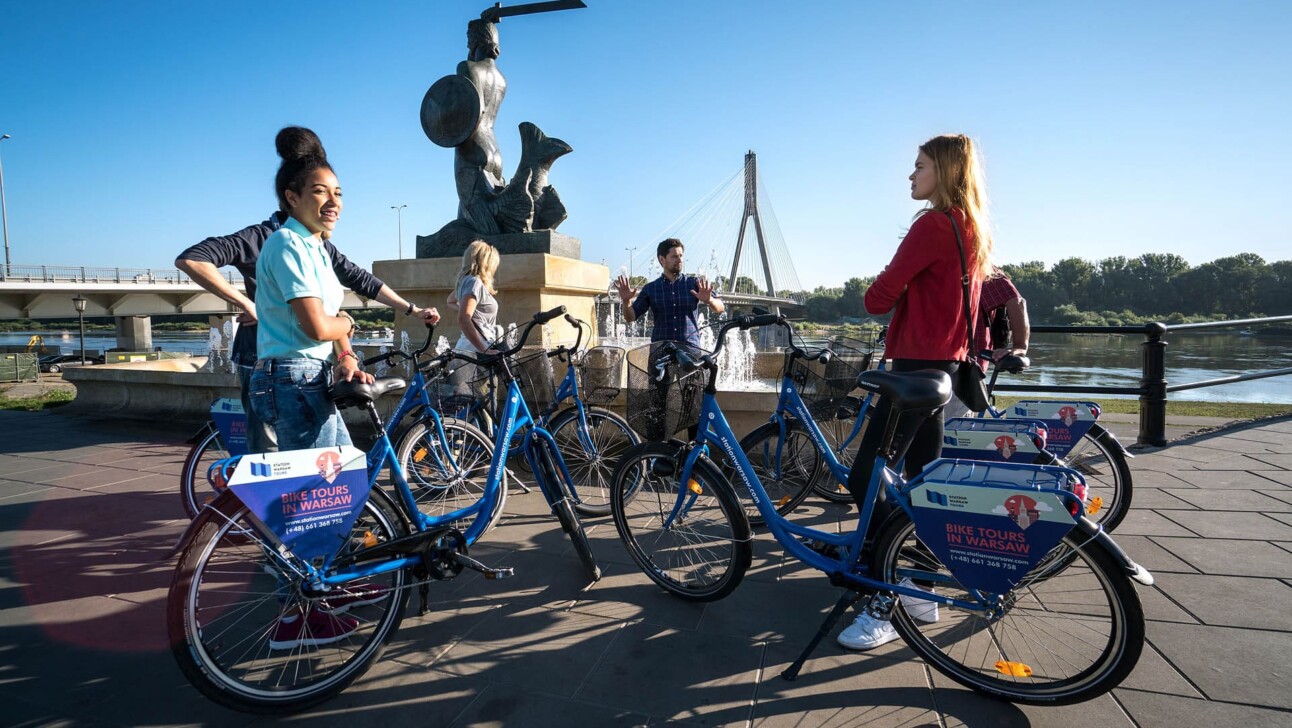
[329,377,408,408]
[997,354,1030,374]
[856,369,952,410]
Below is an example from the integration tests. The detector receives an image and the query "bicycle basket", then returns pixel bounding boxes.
[510,348,558,416]
[625,342,706,441]
[578,345,625,406]
[425,359,493,419]
[822,337,875,397]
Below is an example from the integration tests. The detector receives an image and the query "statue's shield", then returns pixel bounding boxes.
[421,75,482,148]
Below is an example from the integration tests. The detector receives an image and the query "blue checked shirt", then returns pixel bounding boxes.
[631,275,719,347]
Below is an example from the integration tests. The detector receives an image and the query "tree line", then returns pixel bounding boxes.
[797,253,1292,326]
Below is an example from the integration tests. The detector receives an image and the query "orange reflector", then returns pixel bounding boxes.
[995,661,1033,677]
[414,448,428,463]
[1086,496,1104,515]
[361,531,379,548]
[835,485,848,494]
[777,494,792,507]
[688,479,704,495]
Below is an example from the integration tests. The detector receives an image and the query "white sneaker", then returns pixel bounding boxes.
[898,577,939,624]
[837,612,900,650]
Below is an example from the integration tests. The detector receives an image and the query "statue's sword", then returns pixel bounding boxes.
[480,0,587,23]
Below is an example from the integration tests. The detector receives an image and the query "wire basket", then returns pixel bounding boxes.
[786,336,876,410]
[510,349,558,416]
[578,346,625,406]
[625,342,706,441]
[424,361,493,419]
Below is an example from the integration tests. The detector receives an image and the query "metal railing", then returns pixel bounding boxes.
[992,314,1292,447]
[0,264,243,286]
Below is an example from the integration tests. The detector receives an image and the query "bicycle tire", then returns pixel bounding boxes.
[731,421,820,526]
[168,489,410,714]
[395,416,507,534]
[530,436,601,581]
[871,513,1143,705]
[809,397,866,503]
[179,426,230,520]
[610,441,752,601]
[1062,424,1132,532]
[548,405,640,517]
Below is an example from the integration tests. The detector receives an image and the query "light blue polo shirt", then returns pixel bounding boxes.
[254,217,344,361]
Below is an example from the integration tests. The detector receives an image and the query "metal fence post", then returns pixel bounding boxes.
[1138,321,1169,447]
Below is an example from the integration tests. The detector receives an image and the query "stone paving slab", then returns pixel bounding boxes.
[1,409,1291,726]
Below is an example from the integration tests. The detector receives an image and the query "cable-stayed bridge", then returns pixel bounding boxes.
[620,151,805,316]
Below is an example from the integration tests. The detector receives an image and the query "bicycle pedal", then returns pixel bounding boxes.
[451,552,515,580]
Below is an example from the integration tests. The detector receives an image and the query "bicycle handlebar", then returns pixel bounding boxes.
[444,306,567,368]
[361,323,436,367]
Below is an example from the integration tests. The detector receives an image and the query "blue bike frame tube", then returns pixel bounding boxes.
[684,389,972,611]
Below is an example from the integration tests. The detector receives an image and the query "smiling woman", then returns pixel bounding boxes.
[247,127,375,453]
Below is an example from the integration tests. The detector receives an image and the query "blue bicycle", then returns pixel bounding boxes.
[167,308,596,714]
[609,312,1149,705]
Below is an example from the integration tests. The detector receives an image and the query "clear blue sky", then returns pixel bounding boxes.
[2,0,1289,291]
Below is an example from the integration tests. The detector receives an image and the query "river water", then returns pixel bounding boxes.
[4,329,1289,403]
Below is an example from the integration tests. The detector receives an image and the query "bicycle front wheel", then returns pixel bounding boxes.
[179,425,229,520]
[871,514,1144,705]
[548,405,639,517]
[396,416,507,535]
[168,492,410,714]
[809,398,865,503]
[610,442,752,601]
[1062,424,1132,532]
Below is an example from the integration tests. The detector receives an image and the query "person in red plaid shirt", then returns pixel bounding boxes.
[944,268,1030,417]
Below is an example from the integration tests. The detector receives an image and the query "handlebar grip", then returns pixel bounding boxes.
[673,347,704,374]
[564,313,577,327]
[816,350,833,364]
[740,312,782,330]
[534,306,567,325]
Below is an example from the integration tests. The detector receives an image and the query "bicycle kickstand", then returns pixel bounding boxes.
[781,590,865,681]
[505,467,534,494]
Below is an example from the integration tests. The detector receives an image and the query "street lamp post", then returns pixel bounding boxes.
[72,295,87,365]
[391,205,407,259]
[1,134,12,276]
[625,246,637,282]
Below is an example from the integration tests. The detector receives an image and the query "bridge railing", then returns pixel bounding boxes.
[990,314,1292,447]
[0,264,243,286]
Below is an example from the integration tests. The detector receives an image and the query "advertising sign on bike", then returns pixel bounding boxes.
[209,398,249,456]
[1008,400,1100,458]
[226,446,371,564]
[908,461,1083,594]
[942,418,1048,463]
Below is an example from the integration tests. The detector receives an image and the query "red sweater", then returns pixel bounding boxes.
[865,209,983,361]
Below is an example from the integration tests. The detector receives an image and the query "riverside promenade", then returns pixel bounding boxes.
[1,407,1290,727]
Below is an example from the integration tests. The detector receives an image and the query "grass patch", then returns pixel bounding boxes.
[0,390,76,411]
[993,396,1292,419]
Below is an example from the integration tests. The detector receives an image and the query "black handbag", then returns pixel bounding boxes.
[946,212,991,413]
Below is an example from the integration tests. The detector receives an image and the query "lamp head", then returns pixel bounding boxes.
[72,295,87,313]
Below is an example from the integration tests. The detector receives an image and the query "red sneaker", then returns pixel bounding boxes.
[269,607,360,650]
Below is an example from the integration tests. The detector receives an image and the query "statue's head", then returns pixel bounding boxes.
[467,19,500,61]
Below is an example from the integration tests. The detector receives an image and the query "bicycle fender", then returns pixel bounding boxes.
[1090,423,1134,458]
[1073,516,1154,586]
[167,490,242,559]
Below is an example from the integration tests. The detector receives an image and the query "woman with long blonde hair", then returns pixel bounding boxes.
[837,134,994,651]
[450,240,502,352]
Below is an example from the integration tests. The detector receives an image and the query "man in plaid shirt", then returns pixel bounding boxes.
[613,238,724,346]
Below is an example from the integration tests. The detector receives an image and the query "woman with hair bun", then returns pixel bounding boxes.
[836,133,995,651]
[247,126,374,451]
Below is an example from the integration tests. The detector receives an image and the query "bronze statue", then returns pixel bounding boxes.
[421,3,581,241]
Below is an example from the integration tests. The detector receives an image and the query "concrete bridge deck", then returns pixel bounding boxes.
[1,408,1290,727]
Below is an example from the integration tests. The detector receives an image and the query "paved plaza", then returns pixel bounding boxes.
[1,407,1290,727]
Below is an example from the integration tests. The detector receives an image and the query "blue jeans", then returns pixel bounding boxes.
[248,358,352,452]
[232,324,277,453]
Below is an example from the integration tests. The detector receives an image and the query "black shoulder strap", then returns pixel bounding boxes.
[944,211,976,363]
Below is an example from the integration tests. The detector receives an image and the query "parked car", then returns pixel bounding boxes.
[39,354,104,373]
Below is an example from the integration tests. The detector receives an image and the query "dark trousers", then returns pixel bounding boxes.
[845,359,959,531]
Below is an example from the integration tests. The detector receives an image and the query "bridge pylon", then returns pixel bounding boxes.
[726,151,777,301]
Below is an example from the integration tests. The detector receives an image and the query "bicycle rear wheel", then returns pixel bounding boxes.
[733,421,820,525]
[610,442,752,601]
[396,416,507,534]
[1062,425,1132,532]
[548,405,639,517]
[533,436,601,582]
[168,491,410,714]
[871,514,1143,705]
[179,425,229,520]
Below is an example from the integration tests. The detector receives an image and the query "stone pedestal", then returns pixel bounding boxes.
[374,254,610,350]
[416,224,581,260]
